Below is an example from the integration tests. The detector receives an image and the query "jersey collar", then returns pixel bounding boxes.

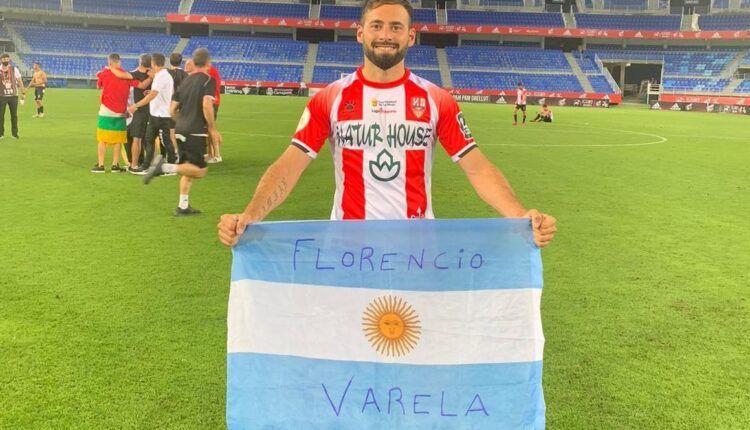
[356,66,411,89]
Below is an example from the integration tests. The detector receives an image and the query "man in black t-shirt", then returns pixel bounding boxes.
[126,54,151,173]
[167,52,189,160]
[143,48,221,217]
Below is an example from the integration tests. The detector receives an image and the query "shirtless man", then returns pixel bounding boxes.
[28,62,47,118]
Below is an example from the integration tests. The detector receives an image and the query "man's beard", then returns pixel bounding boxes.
[363,41,408,71]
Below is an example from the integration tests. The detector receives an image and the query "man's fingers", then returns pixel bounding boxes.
[539,226,557,235]
[235,217,248,236]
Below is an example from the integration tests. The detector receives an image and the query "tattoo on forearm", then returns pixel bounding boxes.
[256,178,289,219]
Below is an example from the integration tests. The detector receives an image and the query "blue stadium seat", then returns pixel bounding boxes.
[446,46,572,72]
[661,78,730,92]
[320,5,436,23]
[458,0,524,7]
[211,62,303,82]
[12,24,178,56]
[699,14,750,30]
[183,36,308,62]
[587,75,616,93]
[71,0,181,16]
[447,10,564,27]
[575,13,680,30]
[733,80,750,93]
[602,0,647,9]
[451,71,583,92]
[190,0,309,18]
[662,52,733,76]
[0,0,60,11]
[21,54,139,78]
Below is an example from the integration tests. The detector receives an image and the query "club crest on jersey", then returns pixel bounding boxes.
[371,97,378,107]
[410,97,426,118]
[344,100,356,112]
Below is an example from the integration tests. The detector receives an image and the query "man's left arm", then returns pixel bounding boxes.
[15,69,25,101]
[457,150,557,247]
[127,90,158,114]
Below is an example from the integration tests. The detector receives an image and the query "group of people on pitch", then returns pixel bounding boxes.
[513,82,554,125]
[90,0,558,246]
[94,48,222,216]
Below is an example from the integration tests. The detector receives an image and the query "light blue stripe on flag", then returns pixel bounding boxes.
[228,218,545,429]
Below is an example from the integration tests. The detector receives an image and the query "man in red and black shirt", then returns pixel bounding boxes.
[206,64,223,163]
[218,0,557,248]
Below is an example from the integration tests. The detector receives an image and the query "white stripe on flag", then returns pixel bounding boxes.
[228,279,544,365]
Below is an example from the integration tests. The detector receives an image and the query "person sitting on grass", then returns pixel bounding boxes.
[531,104,553,123]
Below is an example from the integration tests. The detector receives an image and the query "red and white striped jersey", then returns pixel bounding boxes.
[292,67,477,220]
[516,88,527,105]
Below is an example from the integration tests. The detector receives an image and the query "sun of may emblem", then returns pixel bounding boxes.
[362,296,421,357]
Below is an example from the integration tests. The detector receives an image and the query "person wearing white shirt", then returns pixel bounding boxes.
[126,53,175,169]
[0,53,26,139]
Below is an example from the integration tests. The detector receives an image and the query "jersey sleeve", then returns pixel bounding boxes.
[204,77,217,100]
[291,84,338,159]
[430,87,477,162]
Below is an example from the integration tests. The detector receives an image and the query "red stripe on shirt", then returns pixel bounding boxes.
[342,148,366,219]
[405,150,427,219]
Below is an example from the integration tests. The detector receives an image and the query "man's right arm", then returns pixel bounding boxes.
[217,146,313,246]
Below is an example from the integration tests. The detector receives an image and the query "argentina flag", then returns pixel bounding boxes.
[227,219,545,429]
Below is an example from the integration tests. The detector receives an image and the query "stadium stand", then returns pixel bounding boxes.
[0,0,61,11]
[21,54,139,78]
[733,80,750,93]
[451,71,583,92]
[183,36,308,62]
[602,0,647,9]
[190,0,309,18]
[574,13,680,30]
[71,0,181,17]
[661,78,730,92]
[698,13,750,30]
[320,5,437,23]
[447,10,564,27]
[210,62,303,82]
[662,52,734,76]
[11,23,179,55]
[446,46,571,72]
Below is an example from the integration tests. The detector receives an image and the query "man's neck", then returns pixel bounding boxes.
[361,59,406,84]
[193,66,209,74]
[137,66,148,72]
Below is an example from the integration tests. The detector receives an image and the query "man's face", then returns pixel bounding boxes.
[33,64,39,71]
[1,57,9,67]
[357,4,415,72]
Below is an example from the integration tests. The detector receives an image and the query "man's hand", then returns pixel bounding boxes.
[218,213,255,247]
[209,128,222,146]
[127,104,137,115]
[524,209,557,248]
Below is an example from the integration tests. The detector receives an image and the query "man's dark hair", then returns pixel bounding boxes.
[361,0,413,26]
[152,53,166,68]
[542,104,548,108]
[108,53,120,62]
[34,62,41,67]
[1,53,10,59]
[170,52,183,67]
[139,53,152,68]
[192,48,210,68]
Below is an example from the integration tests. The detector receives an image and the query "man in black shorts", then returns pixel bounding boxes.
[143,48,221,217]
[127,54,152,173]
[29,62,47,118]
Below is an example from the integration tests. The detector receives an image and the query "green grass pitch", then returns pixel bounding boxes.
[0,89,748,429]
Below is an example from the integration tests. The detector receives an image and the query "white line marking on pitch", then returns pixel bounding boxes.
[480,123,668,148]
